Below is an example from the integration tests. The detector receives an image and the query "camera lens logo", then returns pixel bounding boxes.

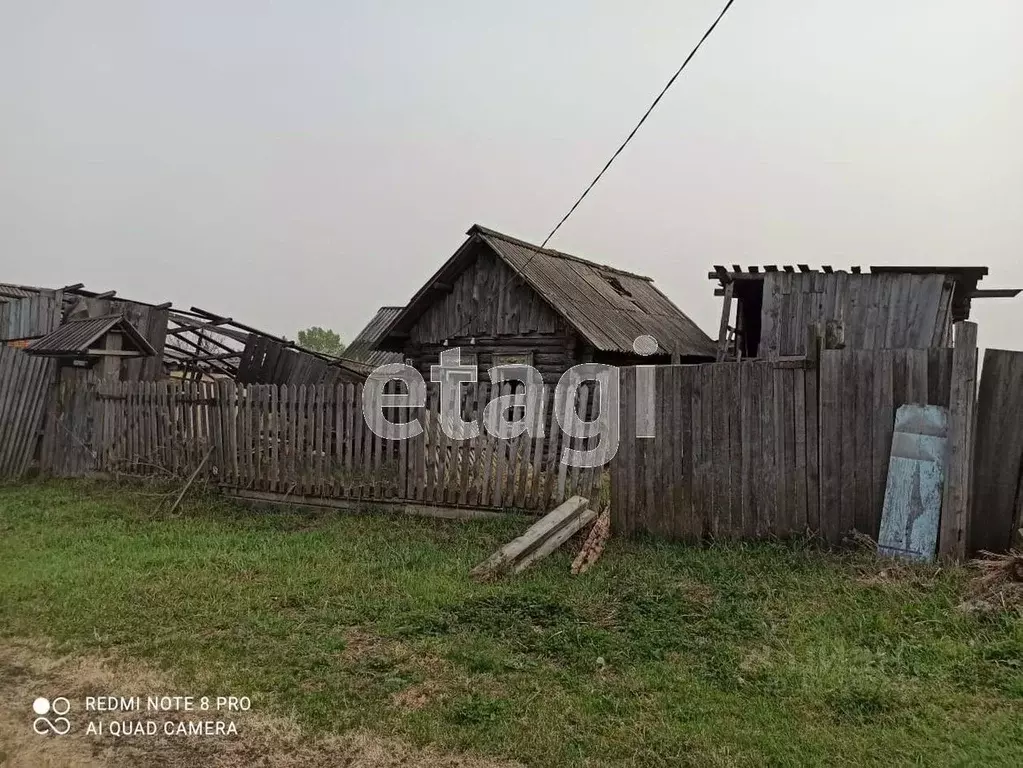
[32,697,71,736]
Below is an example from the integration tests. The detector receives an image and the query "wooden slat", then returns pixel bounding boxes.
[970,349,1023,553]
[940,322,978,560]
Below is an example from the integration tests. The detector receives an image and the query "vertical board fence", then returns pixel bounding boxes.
[0,346,55,479]
[45,378,603,514]
[971,348,1023,552]
[613,348,962,546]
[611,359,819,541]
[818,348,953,546]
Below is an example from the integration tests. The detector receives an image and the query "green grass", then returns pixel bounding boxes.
[2,479,1022,766]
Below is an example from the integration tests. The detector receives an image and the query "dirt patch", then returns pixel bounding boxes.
[0,639,523,768]
[391,682,443,712]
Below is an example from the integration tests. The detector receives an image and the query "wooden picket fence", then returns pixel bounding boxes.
[46,377,603,513]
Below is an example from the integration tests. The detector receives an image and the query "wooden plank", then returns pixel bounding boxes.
[512,507,599,574]
[940,322,978,560]
[804,353,820,536]
[870,351,895,539]
[793,364,808,533]
[853,350,874,536]
[422,384,438,503]
[614,367,635,535]
[687,365,703,537]
[818,352,841,544]
[716,282,734,361]
[726,363,742,536]
[676,365,695,539]
[660,366,678,538]
[526,383,547,510]
[342,383,355,497]
[773,363,790,537]
[969,348,1023,553]
[470,495,590,578]
[837,351,858,540]
[555,383,573,505]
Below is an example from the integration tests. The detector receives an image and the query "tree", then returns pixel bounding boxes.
[297,326,345,357]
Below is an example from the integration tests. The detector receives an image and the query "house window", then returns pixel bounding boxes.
[492,352,534,368]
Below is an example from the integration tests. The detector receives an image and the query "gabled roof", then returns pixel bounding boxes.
[346,306,405,367]
[379,225,716,358]
[25,315,157,358]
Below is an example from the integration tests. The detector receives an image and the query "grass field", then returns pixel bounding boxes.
[1,480,1022,767]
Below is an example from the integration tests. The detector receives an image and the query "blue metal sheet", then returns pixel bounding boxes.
[877,404,949,562]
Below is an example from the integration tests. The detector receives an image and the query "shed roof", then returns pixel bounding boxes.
[25,315,156,358]
[346,306,405,367]
[380,225,716,358]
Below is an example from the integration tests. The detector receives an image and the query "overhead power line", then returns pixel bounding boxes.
[451,0,738,341]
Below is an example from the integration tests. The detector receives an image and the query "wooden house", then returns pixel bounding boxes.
[709,265,1020,360]
[374,225,716,382]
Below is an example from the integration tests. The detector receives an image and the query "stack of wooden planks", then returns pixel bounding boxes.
[470,496,596,580]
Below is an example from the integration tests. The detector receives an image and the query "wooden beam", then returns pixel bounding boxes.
[822,265,834,273]
[851,266,862,274]
[470,496,590,578]
[939,321,978,561]
[717,282,735,362]
[783,265,795,273]
[764,265,778,272]
[969,288,1021,299]
[798,264,811,272]
[225,488,511,520]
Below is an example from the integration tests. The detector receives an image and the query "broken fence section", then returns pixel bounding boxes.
[43,378,603,514]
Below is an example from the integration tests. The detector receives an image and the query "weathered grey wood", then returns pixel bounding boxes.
[678,365,696,539]
[470,495,590,578]
[512,507,599,574]
[939,322,978,560]
[870,351,895,539]
[226,487,512,520]
[970,348,1023,553]
[716,282,734,361]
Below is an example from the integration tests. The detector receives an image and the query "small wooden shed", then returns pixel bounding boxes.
[709,265,1020,360]
[376,224,716,382]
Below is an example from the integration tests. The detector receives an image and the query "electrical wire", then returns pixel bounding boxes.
[450,0,738,341]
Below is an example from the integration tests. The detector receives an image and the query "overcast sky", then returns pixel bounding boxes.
[1,1,1020,352]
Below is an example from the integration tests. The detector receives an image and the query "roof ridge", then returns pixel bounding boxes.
[468,224,654,282]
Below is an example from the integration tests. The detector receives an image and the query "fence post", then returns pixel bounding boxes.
[939,321,977,560]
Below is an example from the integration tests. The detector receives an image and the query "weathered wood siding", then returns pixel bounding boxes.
[612,348,960,546]
[610,360,820,541]
[0,346,56,478]
[971,349,1023,553]
[408,244,568,343]
[819,348,953,544]
[238,336,365,386]
[0,290,63,341]
[760,273,953,357]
